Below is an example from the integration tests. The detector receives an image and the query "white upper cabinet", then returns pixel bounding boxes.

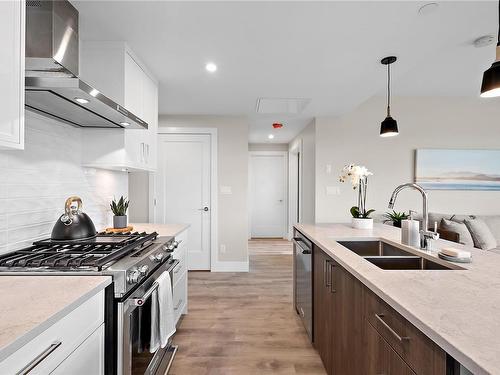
[80,42,158,171]
[0,0,25,150]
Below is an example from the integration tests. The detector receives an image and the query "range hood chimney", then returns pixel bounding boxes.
[25,0,147,130]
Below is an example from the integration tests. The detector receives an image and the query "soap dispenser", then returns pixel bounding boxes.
[401,210,420,247]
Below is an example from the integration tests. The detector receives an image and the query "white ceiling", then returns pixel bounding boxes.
[74,1,497,143]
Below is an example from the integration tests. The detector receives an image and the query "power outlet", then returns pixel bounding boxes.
[220,244,226,253]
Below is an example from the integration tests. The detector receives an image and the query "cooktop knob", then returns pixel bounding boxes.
[172,241,179,248]
[139,265,149,275]
[153,252,165,262]
[167,244,175,251]
[127,270,140,284]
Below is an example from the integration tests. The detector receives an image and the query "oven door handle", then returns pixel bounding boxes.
[132,282,159,306]
[131,259,179,306]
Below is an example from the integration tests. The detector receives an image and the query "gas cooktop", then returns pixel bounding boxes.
[0,231,159,271]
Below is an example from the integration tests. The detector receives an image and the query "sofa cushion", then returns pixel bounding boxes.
[464,218,498,250]
[477,215,500,245]
[440,219,474,247]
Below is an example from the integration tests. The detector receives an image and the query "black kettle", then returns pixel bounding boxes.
[51,196,97,241]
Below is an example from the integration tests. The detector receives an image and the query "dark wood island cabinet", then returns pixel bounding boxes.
[310,242,447,375]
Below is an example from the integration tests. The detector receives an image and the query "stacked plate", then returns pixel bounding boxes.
[438,247,472,264]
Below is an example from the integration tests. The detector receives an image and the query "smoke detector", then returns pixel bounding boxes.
[474,35,496,48]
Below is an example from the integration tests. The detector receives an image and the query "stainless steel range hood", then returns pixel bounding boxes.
[25,0,147,130]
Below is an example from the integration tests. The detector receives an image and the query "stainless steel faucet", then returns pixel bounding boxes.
[388,183,439,250]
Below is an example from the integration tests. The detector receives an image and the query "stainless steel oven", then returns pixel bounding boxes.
[293,230,313,341]
[117,257,179,375]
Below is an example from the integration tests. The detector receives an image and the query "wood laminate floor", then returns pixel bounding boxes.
[168,240,325,375]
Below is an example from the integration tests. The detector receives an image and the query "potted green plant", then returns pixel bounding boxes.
[340,164,375,229]
[110,196,129,229]
[383,210,409,228]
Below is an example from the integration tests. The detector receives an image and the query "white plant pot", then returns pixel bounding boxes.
[351,218,373,230]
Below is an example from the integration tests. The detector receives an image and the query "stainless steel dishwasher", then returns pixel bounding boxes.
[293,230,313,341]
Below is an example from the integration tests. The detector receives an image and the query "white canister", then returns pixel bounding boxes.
[401,218,420,247]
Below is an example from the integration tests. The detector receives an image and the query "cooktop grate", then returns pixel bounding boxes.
[0,231,158,271]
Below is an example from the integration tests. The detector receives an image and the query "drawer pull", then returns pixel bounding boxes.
[174,299,183,311]
[375,313,410,342]
[17,341,62,375]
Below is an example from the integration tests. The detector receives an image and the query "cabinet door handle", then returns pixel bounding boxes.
[330,263,337,293]
[374,313,410,342]
[324,259,331,287]
[140,142,144,163]
[17,341,62,375]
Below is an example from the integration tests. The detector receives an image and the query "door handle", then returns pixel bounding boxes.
[198,207,209,211]
[330,263,337,293]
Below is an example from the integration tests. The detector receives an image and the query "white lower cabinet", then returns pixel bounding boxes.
[173,228,189,322]
[51,324,104,375]
[0,290,105,375]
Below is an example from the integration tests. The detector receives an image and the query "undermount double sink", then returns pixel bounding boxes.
[337,240,463,270]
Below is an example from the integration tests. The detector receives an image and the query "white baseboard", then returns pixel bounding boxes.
[212,261,249,272]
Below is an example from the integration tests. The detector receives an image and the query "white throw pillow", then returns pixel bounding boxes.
[463,218,498,250]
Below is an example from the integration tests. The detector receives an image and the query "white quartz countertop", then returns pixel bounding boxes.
[0,275,111,361]
[295,223,500,375]
[130,223,190,237]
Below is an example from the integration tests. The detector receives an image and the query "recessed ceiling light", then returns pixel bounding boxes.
[205,62,217,73]
[120,122,131,127]
[418,2,439,16]
[74,97,89,104]
[89,89,100,97]
[268,134,274,139]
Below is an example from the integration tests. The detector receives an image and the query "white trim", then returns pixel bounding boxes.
[155,127,218,272]
[288,139,303,240]
[212,261,249,272]
[248,151,289,239]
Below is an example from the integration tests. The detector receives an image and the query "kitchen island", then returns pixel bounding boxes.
[295,223,500,375]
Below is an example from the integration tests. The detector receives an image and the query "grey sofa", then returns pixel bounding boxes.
[428,212,500,254]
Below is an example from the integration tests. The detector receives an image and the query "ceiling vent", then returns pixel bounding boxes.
[256,98,311,114]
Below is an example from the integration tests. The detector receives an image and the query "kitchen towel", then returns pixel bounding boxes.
[150,271,176,353]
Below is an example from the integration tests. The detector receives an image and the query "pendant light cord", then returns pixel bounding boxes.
[497,0,500,46]
[387,63,391,116]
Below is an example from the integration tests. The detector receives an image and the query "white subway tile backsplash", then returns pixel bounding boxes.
[0,112,128,250]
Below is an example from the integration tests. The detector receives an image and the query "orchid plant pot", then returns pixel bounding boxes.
[113,215,127,229]
[351,217,373,230]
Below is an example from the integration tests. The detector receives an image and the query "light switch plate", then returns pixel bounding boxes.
[220,186,232,194]
[326,164,332,174]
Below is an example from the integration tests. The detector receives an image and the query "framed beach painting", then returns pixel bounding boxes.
[415,149,500,191]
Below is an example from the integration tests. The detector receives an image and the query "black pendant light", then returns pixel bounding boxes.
[481,0,500,98]
[380,56,399,137]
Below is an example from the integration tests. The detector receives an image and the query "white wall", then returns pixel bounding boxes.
[0,112,128,254]
[315,96,500,223]
[128,171,149,222]
[157,115,249,264]
[289,119,316,224]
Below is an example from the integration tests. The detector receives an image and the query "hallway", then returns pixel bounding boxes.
[169,240,325,374]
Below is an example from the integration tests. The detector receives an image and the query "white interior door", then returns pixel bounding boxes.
[155,134,211,270]
[250,153,287,238]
